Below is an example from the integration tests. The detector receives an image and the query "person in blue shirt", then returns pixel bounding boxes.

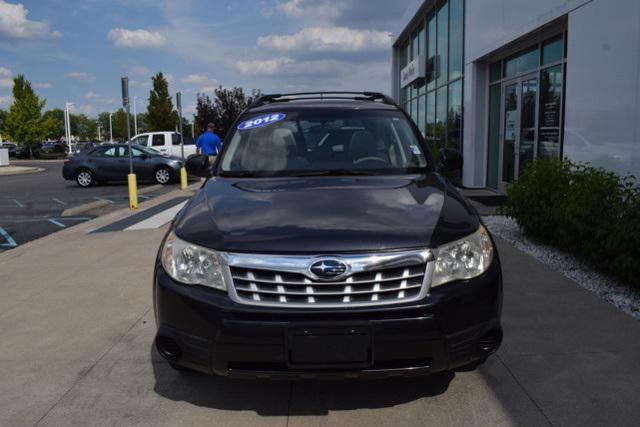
[196,123,223,162]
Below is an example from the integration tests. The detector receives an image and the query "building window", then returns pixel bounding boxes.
[436,4,449,87]
[449,0,464,81]
[400,0,465,156]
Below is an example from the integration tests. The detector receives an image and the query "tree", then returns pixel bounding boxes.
[146,72,177,131]
[43,108,65,139]
[4,75,57,150]
[194,87,261,139]
[97,110,132,141]
[0,109,8,139]
[74,114,98,140]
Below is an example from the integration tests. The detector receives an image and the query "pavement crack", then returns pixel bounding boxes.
[31,307,152,427]
[496,354,555,427]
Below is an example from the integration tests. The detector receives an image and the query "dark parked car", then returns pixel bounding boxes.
[62,144,183,187]
[1,142,17,157]
[153,92,503,378]
[37,142,68,159]
[15,143,42,159]
[72,141,98,156]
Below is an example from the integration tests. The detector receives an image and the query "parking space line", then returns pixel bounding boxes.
[52,197,67,206]
[0,227,17,248]
[93,196,114,204]
[138,195,150,200]
[47,218,67,228]
[13,199,24,208]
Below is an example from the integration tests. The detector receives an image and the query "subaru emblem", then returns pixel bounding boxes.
[309,259,349,280]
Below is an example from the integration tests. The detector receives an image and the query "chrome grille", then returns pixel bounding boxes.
[230,257,428,307]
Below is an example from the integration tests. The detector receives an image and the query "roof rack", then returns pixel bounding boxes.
[249,91,397,108]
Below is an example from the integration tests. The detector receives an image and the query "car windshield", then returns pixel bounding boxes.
[219,109,429,177]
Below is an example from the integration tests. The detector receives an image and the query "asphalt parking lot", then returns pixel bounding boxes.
[0,160,180,251]
[1,190,639,426]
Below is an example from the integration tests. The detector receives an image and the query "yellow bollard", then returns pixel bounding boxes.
[128,173,138,209]
[180,166,188,190]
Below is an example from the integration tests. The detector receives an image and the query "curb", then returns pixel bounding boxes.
[61,200,111,217]
[138,184,164,195]
[0,167,45,176]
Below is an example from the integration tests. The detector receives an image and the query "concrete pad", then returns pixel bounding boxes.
[37,312,290,427]
[288,357,550,427]
[500,351,640,427]
[494,239,640,356]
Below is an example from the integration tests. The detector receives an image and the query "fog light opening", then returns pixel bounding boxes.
[477,329,503,354]
[156,335,182,361]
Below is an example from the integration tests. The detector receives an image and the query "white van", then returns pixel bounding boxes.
[130,132,197,158]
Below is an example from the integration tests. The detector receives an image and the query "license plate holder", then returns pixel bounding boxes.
[286,325,372,369]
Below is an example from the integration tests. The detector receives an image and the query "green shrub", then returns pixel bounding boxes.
[501,159,639,286]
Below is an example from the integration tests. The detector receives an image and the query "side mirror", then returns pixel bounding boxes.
[185,154,210,177]
[437,148,463,172]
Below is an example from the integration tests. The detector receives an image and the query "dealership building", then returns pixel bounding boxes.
[391,0,640,192]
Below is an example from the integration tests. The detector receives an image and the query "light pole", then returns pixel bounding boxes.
[122,77,138,209]
[176,92,187,190]
[97,121,101,141]
[64,102,73,153]
[108,112,113,142]
[133,96,138,135]
[191,122,194,138]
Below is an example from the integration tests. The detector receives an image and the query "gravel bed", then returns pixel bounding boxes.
[482,215,640,321]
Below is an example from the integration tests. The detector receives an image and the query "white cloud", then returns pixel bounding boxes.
[65,71,95,82]
[0,77,12,88]
[85,91,99,99]
[180,74,217,87]
[130,64,151,76]
[257,27,391,52]
[198,85,219,94]
[0,0,60,39]
[276,0,341,19]
[34,82,51,89]
[107,28,168,48]
[0,66,11,77]
[0,95,12,106]
[129,79,149,87]
[235,58,295,75]
[75,104,95,114]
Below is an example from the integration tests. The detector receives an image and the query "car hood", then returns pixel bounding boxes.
[174,174,479,253]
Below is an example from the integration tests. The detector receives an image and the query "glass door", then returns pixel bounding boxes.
[519,77,538,174]
[499,74,538,188]
[501,83,518,184]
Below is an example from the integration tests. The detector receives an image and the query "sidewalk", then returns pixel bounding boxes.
[0,165,44,176]
[1,189,639,426]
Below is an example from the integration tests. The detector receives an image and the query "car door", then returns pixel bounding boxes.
[150,134,168,154]
[89,146,120,179]
[121,146,155,180]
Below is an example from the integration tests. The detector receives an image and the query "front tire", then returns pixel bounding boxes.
[154,166,172,185]
[76,169,94,187]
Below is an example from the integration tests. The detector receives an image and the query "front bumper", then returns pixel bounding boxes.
[153,258,502,379]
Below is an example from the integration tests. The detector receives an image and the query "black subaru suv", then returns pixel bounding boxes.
[154,92,502,378]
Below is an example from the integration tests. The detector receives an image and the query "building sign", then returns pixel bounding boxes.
[400,55,426,88]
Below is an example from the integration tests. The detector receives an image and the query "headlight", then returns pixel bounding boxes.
[160,231,226,290]
[431,225,494,288]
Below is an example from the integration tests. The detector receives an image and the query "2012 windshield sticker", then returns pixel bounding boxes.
[238,113,286,130]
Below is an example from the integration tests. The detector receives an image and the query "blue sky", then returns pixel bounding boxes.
[0,0,414,118]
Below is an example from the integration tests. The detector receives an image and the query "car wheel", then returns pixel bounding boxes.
[76,169,94,187]
[154,166,172,185]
